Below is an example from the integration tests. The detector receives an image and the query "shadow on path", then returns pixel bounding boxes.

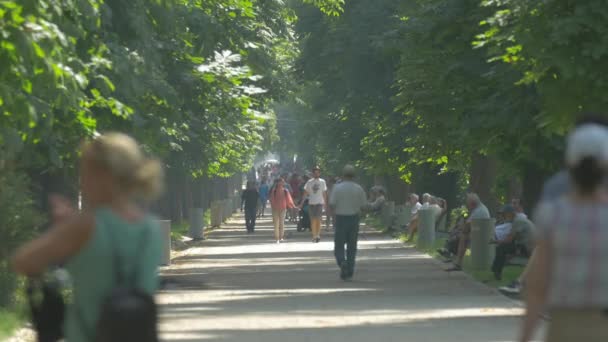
[159,213,538,342]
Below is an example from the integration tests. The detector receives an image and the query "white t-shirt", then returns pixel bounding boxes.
[429,203,443,218]
[495,222,513,241]
[467,203,490,223]
[411,202,422,215]
[304,178,327,205]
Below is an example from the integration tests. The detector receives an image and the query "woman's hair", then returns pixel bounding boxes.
[85,132,164,200]
[569,157,605,195]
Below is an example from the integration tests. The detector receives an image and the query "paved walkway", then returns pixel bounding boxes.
[159,213,544,342]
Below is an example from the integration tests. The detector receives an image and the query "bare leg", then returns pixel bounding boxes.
[407,218,419,241]
[455,232,467,266]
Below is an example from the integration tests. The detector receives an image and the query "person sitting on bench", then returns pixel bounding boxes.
[368,188,386,214]
[446,193,490,272]
[407,194,445,241]
[491,204,535,280]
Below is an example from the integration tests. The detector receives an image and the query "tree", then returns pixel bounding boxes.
[478,0,608,131]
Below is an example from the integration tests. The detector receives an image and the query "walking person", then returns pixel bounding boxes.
[12,132,163,342]
[300,166,328,243]
[329,165,368,281]
[519,124,608,342]
[269,177,295,244]
[241,181,259,233]
[258,178,269,218]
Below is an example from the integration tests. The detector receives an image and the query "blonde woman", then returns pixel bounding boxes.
[12,133,163,341]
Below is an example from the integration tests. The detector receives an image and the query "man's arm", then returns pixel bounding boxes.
[299,189,309,208]
[329,186,337,209]
[519,239,550,342]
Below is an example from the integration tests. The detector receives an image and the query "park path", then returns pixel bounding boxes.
[158,213,544,342]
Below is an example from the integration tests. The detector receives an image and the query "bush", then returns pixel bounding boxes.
[0,170,44,307]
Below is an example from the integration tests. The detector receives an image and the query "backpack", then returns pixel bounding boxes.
[78,227,158,342]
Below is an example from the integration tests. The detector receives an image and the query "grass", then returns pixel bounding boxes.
[368,219,524,290]
[170,222,189,241]
[0,308,22,340]
[363,215,390,234]
[0,288,28,341]
[170,209,212,241]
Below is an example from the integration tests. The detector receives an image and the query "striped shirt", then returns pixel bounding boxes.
[535,197,608,308]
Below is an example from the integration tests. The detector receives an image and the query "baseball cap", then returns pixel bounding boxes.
[499,204,516,214]
[312,165,321,171]
[565,124,608,167]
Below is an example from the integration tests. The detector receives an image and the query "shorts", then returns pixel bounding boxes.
[309,204,323,218]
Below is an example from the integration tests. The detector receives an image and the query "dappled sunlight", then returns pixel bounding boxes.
[159,212,535,341]
[159,306,523,332]
[159,287,379,307]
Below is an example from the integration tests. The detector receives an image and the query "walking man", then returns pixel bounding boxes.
[241,181,259,233]
[329,165,368,281]
[300,166,327,243]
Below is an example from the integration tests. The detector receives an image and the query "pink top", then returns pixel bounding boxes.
[270,186,294,210]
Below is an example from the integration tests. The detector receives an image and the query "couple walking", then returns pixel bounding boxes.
[267,166,327,243]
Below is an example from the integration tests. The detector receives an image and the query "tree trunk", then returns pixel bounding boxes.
[470,153,499,215]
[522,162,548,214]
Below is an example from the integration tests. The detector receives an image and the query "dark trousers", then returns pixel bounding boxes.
[492,242,517,276]
[245,207,257,232]
[334,215,360,275]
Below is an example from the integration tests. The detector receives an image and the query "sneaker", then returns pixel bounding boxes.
[437,248,451,259]
[316,237,321,243]
[498,280,522,295]
[445,264,462,272]
[276,240,281,244]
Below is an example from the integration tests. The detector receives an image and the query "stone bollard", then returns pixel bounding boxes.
[234,195,240,213]
[223,199,231,222]
[417,208,436,249]
[157,220,171,266]
[470,218,496,270]
[381,201,395,227]
[396,204,412,229]
[211,201,222,227]
[189,208,205,240]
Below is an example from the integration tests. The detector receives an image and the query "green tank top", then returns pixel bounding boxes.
[65,208,161,341]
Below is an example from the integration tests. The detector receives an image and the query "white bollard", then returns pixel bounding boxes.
[158,220,171,266]
[470,218,496,270]
[189,208,205,240]
[417,208,436,249]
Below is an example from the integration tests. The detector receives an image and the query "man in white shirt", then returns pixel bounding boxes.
[329,165,368,281]
[300,166,328,243]
[409,194,423,217]
[446,193,490,272]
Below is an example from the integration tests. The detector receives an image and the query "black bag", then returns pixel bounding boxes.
[27,276,65,342]
[78,227,158,342]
